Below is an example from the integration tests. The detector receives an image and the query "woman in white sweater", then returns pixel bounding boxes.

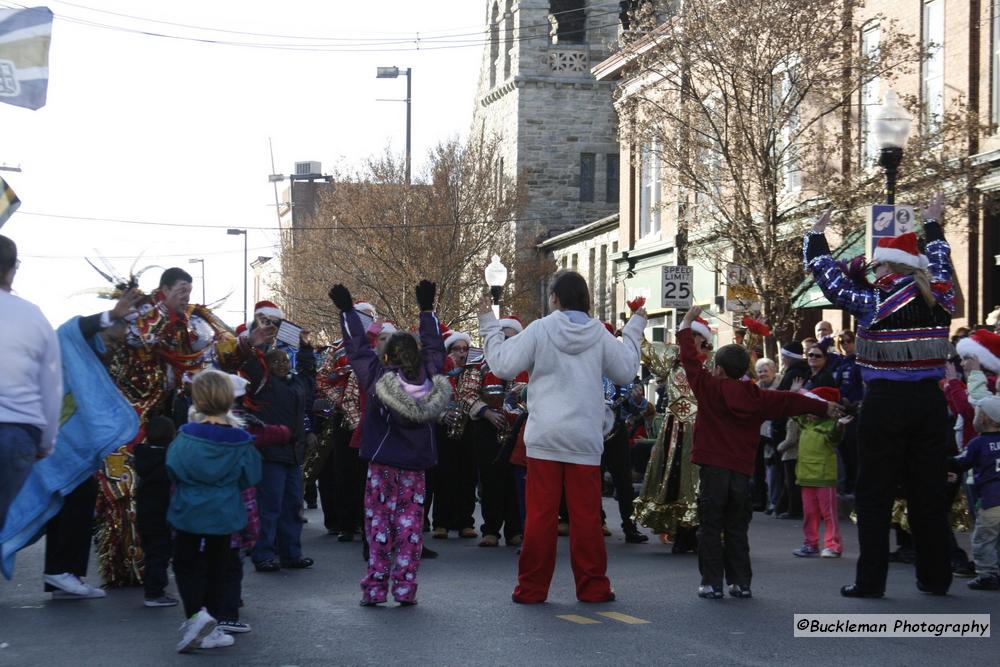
[478,270,646,604]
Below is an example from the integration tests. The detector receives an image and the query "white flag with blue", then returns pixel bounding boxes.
[0,6,53,110]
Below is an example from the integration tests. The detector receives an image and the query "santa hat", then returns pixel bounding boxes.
[228,374,250,399]
[781,341,804,360]
[254,300,284,320]
[444,331,472,350]
[801,386,840,404]
[689,316,712,341]
[498,315,524,334]
[956,329,1000,373]
[235,323,247,337]
[872,232,930,271]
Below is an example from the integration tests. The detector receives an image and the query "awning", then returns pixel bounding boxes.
[790,229,866,309]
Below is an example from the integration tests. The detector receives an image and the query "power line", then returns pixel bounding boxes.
[21,244,278,260]
[14,209,549,230]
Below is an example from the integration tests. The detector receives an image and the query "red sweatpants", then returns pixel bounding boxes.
[513,457,612,603]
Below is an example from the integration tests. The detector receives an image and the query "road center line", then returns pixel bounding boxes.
[597,612,652,625]
[556,614,602,625]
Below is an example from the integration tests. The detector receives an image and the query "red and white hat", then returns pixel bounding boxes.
[956,329,1000,373]
[235,323,248,338]
[801,386,840,404]
[872,232,929,271]
[444,330,472,351]
[498,315,524,334]
[689,316,712,341]
[254,300,284,320]
[354,302,377,318]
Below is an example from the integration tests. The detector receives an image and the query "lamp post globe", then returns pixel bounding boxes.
[873,90,913,204]
[485,254,508,317]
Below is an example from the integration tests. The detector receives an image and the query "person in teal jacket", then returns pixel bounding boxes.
[791,386,845,559]
[166,370,262,654]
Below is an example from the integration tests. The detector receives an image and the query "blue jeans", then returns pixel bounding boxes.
[0,423,40,533]
[252,462,303,563]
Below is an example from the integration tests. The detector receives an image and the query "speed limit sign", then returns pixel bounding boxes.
[661,265,693,308]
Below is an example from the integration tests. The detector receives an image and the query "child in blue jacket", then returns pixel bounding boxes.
[167,370,262,653]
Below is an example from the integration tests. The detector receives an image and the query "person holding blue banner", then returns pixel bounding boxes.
[804,193,955,598]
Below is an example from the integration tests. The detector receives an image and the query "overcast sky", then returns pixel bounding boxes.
[1,0,484,326]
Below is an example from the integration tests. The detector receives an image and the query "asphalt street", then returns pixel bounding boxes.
[0,499,995,666]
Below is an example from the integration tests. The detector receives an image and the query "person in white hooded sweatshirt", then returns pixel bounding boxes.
[478,270,646,604]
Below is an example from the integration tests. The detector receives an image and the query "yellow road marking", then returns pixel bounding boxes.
[596,612,651,625]
[556,614,602,625]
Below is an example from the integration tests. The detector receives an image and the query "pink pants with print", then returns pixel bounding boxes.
[801,486,842,553]
[361,462,426,603]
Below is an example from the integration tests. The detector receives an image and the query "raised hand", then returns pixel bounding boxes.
[682,305,702,327]
[415,280,436,312]
[479,293,493,316]
[110,287,144,321]
[248,324,276,348]
[922,192,945,222]
[328,284,354,312]
[811,208,832,235]
[790,377,805,392]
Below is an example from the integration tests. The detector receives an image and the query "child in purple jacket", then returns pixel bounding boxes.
[328,280,450,606]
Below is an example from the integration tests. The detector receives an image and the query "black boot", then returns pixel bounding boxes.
[623,521,649,544]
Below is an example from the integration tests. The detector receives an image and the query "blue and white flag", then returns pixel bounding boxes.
[0,6,52,110]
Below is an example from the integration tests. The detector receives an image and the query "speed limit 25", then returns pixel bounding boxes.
[661,265,693,309]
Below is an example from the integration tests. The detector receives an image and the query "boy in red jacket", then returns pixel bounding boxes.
[678,307,841,599]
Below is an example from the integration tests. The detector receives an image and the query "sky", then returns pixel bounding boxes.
[0,0,486,326]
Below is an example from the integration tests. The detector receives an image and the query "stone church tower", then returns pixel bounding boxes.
[472,1,622,256]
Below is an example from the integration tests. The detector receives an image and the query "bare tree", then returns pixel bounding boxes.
[619,0,992,343]
[276,137,545,338]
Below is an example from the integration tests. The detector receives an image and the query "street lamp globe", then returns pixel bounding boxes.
[485,254,508,289]
[873,90,912,150]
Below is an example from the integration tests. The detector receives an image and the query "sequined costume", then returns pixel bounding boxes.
[633,342,702,543]
[96,292,240,587]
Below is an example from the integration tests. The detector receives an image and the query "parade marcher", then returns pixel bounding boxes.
[433,331,481,539]
[790,387,845,559]
[468,316,527,547]
[676,307,838,599]
[134,415,179,606]
[0,235,62,532]
[805,195,955,598]
[478,270,645,604]
[633,311,711,553]
[951,396,1000,590]
[242,329,317,573]
[602,375,649,543]
[315,341,353,535]
[167,370,262,653]
[329,280,449,606]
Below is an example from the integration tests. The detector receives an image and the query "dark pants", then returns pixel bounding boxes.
[839,417,859,495]
[217,548,244,622]
[0,423,40,532]
[43,476,98,589]
[854,380,952,593]
[432,426,478,530]
[601,428,635,526]
[172,531,228,618]
[781,459,802,517]
[303,477,318,507]
[697,465,753,589]
[331,429,366,534]
[252,462,303,563]
[474,420,521,540]
[751,437,769,510]
[140,531,173,598]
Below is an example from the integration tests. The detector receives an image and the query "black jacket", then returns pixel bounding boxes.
[134,441,171,535]
[241,344,316,465]
[771,360,812,446]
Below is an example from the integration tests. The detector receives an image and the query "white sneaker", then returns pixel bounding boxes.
[44,573,107,598]
[176,608,217,653]
[820,548,842,558]
[197,627,235,649]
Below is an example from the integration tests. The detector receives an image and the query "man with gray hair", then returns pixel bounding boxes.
[0,235,62,531]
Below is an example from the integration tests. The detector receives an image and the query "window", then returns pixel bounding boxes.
[598,244,608,318]
[550,1,586,44]
[489,3,500,88]
[588,247,596,308]
[503,0,513,80]
[778,73,801,192]
[580,152,595,202]
[639,141,662,238]
[921,0,944,132]
[606,153,620,203]
[993,1,1000,125]
[860,24,881,167]
[571,253,578,271]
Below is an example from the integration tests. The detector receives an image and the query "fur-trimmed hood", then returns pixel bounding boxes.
[375,372,453,424]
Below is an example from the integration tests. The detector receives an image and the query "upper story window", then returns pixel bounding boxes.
[860,24,881,168]
[550,1,586,44]
[921,0,945,133]
[639,140,662,239]
[993,1,1000,125]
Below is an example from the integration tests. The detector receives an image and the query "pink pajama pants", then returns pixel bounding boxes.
[801,486,842,553]
[360,462,426,603]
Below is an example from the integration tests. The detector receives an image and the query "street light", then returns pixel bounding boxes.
[484,254,508,318]
[376,65,412,185]
[227,229,248,324]
[873,90,913,205]
[188,258,206,305]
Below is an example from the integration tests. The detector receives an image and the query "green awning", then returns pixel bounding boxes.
[791,229,866,309]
